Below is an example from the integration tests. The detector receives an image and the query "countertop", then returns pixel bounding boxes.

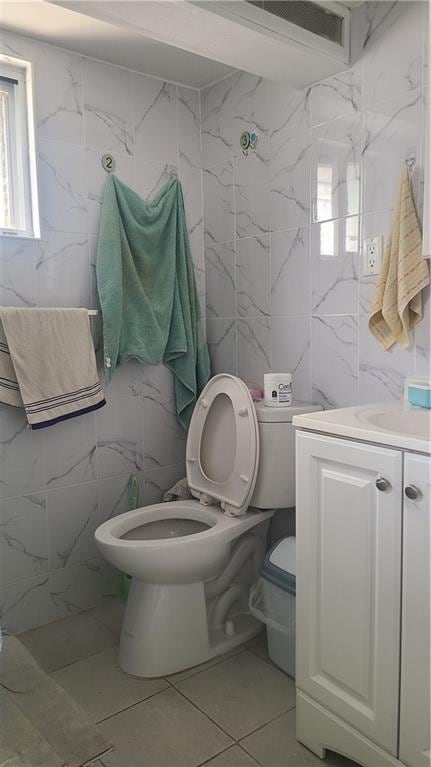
[292,400,431,455]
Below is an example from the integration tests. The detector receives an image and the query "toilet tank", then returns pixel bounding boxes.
[250,402,323,510]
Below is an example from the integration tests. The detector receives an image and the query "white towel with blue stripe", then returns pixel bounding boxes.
[0,307,106,429]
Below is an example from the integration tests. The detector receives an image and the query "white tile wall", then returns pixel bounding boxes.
[0,30,203,632]
[0,0,429,634]
[202,1,429,412]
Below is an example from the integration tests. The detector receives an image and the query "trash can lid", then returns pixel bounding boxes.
[262,536,296,594]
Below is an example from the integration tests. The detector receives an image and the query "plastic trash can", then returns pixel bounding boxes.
[249,536,296,678]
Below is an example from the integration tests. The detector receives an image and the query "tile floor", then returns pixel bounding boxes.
[19,599,358,767]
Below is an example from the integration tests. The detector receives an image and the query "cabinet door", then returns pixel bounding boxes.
[399,453,431,767]
[296,432,402,755]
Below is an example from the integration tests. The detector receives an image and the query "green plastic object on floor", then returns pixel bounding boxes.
[97,174,210,429]
[119,475,140,602]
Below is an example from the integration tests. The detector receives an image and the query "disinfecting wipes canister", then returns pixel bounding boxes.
[264,373,292,407]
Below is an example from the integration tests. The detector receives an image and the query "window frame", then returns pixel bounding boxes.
[0,54,40,240]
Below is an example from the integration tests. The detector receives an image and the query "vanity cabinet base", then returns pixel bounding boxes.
[297,692,404,767]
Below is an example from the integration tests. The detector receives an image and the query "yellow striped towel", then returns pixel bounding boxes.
[368,166,430,350]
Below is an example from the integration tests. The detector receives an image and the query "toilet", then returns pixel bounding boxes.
[95,374,321,677]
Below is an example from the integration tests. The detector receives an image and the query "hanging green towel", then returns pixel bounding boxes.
[97,175,210,429]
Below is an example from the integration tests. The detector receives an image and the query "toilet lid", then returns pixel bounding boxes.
[186,375,260,516]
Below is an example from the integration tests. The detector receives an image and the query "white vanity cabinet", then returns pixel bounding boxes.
[295,429,430,767]
[399,453,430,767]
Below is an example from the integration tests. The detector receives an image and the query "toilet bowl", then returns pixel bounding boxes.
[95,374,321,677]
[96,501,269,584]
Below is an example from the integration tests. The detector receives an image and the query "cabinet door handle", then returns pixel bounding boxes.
[376,476,391,492]
[404,484,421,500]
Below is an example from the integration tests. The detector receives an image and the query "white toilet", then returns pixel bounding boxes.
[95,374,320,677]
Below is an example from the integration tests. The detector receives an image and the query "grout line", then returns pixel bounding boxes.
[166,645,246,687]
[95,684,171,726]
[236,743,266,767]
[238,704,296,746]
[46,640,118,675]
[196,743,237,767]
[171,682,239,744]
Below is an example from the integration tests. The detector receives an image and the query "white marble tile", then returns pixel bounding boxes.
[237,317,271,386]
[98,473,142,522]
[179,154,203,247]
[359,209,393,316]
[269,82,310,148]
[85,149,135,237]
[133,159,177,202]
[96,397,144,479]
[312,315,359,408]
[34,46,84,145]
[143,464,186,506]
[206,318,237,376]
[361,1,424,107]
[178,87,202,169]
[45,413,97,489]
[103,361,143,400]
[201,75,236,167]
[133,74,177,163]
[235,152,270,239]
[362,89,422,214]
[49,558,117,619]
[35,232,91,307]
[358,316,416,403]
[270,133,311,232]
[0,238,38,308]
[88,235,100,312]
[311,216,359,316]
[236,235,270,318]
[143,395,186,471]
[188,221,206,308]
[231,72,269,153]
[205,241,236,319]
[310,67,361,127]
[203,160,235,245]
[141,364,188,470]
[269,83,311,233]
[83,58,133,155]
[271,227,310,317]
[0,574,55,634]
[0,406,45,500]
[0,494,48,587]
[47,481,101,570]
[0,30,84,146]
[142,362,175,404]
[37,140,87,234]
[271,316,311,402]
[312,113,361,223]
[415,286,431,378]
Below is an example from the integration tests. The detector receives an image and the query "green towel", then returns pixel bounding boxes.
[97,174,210,429]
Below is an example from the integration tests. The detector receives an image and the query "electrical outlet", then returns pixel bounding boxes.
[364,236,383,276]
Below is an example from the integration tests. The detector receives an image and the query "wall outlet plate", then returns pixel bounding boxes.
[364,235,383,276]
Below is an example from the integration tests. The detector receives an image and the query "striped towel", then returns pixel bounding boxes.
[0,308,106,429]
[369,167,430,349]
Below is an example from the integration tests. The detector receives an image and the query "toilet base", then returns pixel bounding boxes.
[118,578,262,678]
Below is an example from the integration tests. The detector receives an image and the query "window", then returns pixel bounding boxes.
[0,55,39,238]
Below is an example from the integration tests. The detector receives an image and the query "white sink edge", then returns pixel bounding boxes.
[293,401,431,455]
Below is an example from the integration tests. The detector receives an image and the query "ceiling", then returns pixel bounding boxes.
[0,1,365,89]
[0,0,234,88]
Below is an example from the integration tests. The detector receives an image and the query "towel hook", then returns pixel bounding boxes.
[405,153,416,170]
[101,153,116,173]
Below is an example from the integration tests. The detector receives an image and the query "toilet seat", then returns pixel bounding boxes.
[186,374,259,516]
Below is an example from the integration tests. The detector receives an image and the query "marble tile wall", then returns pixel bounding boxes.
[202,0,430,408]
[0,31,204,632]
